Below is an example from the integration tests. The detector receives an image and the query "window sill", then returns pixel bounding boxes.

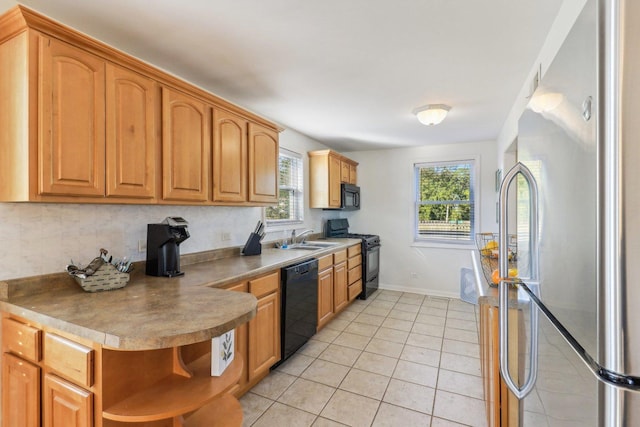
[411,240,475,250]
[264,220,304,232]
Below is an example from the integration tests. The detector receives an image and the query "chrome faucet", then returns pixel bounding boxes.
[295,229,314,244]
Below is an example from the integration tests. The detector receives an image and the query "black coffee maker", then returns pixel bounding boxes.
[146,217,190,277]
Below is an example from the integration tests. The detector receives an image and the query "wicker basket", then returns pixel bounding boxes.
[73,263,130,292]
[475,232,518,287]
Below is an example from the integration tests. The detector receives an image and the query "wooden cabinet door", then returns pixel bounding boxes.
[43,374,92,427]
[39,37,105,197]
[248,291,280,380]
[105,63,157,199]
[333,261,348,313]
[479,303,496,427]
[328,154,342,208]
[479,302,522,427]
[213,109,247,202]
[349,164,357,185]
[224,282,249,392]
[2,353,40,427]
[340,160,350,183]
[317,267,334,330]
[161,87,210,202]
[248,122,278,203]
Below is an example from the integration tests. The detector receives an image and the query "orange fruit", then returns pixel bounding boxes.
[491,269,500,284]
[492,268,518,285]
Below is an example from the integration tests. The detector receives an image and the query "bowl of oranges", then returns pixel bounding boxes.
[475,233,518,287]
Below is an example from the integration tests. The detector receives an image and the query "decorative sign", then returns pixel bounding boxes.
[211,329,235,376]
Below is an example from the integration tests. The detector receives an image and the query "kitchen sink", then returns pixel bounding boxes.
[301,241,341,247]
[286,244,325,250]
[281,241,341,250]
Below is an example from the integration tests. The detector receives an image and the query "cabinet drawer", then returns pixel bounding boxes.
[348,265,362,284]
[333,249,347,264]
[2,318,42,363]
[44,333,94,388]
[347,244,361,258]
[224,281,248,293]
[348,254,362,270]
[348,280,363,301]
[249,272,279,298]
[318,254,333,271]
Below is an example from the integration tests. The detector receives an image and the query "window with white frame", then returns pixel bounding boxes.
[414,160,476,242]
[265,148,304,225]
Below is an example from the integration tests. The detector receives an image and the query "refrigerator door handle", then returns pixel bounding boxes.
[498,162,540,399]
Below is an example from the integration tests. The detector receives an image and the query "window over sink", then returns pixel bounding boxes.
[414,159,476,243]
[265,148,304,226]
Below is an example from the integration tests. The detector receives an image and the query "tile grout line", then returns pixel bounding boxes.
[245,291,483,426]
[368,294,409,427]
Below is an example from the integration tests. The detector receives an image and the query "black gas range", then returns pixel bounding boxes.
[325,219,380,300]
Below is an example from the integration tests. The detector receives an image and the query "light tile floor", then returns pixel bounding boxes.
[240,290,487,427]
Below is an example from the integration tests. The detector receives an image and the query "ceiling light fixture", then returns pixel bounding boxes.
[413,104,451,126]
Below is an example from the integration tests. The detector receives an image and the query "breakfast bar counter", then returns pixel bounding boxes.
[0,239,360,427]
[0,239,359,350]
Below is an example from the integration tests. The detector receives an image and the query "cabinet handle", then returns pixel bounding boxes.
[498,162,540,399]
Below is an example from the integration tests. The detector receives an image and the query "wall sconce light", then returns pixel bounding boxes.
[413,104,451,126]
[528,92,564,113]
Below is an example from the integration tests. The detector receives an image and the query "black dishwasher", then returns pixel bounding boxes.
[275,258,318,368]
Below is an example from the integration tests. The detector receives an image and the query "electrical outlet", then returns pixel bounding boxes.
[138,239,147,253]
[221,232,231,241]
[410,272,418,279]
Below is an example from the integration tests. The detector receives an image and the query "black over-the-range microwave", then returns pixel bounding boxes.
[340,183,360,210]
[322,183,360,210]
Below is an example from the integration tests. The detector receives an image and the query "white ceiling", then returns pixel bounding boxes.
[4,0,562,151]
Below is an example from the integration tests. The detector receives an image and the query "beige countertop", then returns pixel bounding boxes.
[0,238,361,351]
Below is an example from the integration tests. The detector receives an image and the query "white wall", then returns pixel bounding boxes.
[0,128,336,281]
[346,140,497,298]
[0,0,14,11]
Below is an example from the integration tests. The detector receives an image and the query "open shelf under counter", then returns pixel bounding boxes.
[102,350,242,423]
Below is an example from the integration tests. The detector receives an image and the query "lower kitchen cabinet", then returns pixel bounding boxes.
[248,283,280,379]
[479,299,523,427]
[333,261,348,313]
[2,353,40,427]
[347,244,362,301]
[333,250,348,314]
[1,316,95,427]
[224,270,281,397]
[43,374,92,427]
[225,282,250,394]
[317,245,361,330]
[317,266,334,330]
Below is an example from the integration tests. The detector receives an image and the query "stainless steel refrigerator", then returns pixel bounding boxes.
[497,0,640,424]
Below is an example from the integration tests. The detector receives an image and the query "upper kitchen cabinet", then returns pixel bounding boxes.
[212,109,247,203]
[308,149,358,209]
[0,5,280,205]
[105,64,158,199]
[248,123,279,204]
[39,37,106,198]
[340,158,357,185]
[161,87,210,203]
